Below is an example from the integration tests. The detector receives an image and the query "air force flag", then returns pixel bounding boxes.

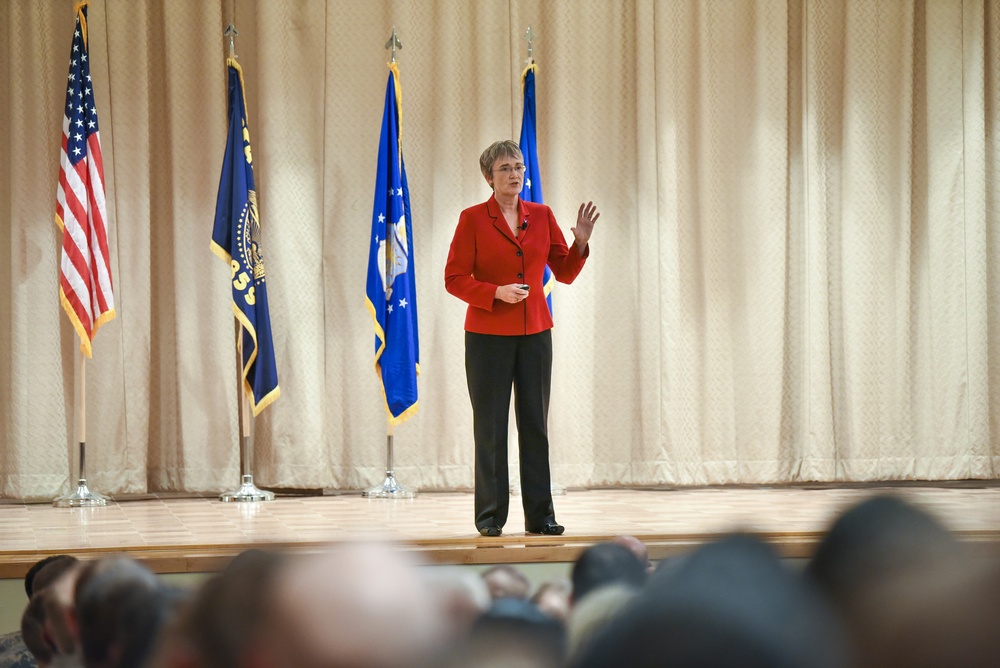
[365,64,419,425]
[519,62,554,312]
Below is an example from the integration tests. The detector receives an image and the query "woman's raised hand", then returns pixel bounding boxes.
[571,201,600,250]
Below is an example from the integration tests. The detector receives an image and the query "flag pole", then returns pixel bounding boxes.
[363,420,415,498]
[52,1,111,508]
[364,30,415,499]
[220,318,274,502]
[514,26,564,498]
[54,349,109,507]
[215,23,274,503]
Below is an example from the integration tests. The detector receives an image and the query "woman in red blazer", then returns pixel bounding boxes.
[445,139,600,537]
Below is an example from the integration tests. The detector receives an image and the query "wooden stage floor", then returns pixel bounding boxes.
[1,483,999,578]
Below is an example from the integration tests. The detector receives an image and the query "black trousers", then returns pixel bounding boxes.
[465,330,556,531]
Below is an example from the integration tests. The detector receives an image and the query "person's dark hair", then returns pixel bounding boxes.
[115,584,188,668]
[457,597,566,666]
[573,534,850,668]
[177,548,286,667]
[223,548,273,574]
[806,494,959,605]
[20,593,55,663]
[804,495,991,666]
[571,542,647,604]
[25,554,79,598]
[75,556,163,668]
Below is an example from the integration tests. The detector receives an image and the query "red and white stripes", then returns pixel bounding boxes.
[55,114,114,356]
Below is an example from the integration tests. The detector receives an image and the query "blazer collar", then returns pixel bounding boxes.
[486,194,529,244]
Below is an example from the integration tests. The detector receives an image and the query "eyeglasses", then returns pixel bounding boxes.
[494,164,525,175]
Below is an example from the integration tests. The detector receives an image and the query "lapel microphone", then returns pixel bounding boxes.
[520,220,528,231]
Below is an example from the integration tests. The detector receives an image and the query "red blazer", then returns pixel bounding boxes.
[445,194,589,335]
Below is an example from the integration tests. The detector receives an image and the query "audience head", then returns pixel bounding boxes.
[807,494,1000,667]
[611,535,652,572]
[861,553,1000,668]
[25,554,79,599]
[531,577,572,622]
[571,541,647,605]
[480,564,532,600]
[574,533,850,668]
[74,555,177,668]
[434,597,566,668]
[807,494,960,605]
[38,556,84,658]
[423,566,493,636]
[565,583,637,662]
[251,542,448,668]
[21,593,55,666]
[20,554,83,665]
[151,548,286,668]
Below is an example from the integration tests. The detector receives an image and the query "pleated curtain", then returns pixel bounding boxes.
[0,0,996,499]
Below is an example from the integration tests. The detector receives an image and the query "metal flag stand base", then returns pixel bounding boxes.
[220,473,274,503]
[54,352,110,508]
[54,476,109,508]
[362,429,416,498]
[219,315,274,504]
[362,472,415,499]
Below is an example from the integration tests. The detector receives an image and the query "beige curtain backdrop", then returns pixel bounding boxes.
[0,0,997,500]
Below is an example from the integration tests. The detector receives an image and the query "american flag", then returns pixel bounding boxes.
[55,1,114,358]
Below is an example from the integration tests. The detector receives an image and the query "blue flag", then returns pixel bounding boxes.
[211,58,280,416]
[365,64,419,425]
[518,62,554,313]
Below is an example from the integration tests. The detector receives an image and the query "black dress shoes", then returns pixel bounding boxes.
[479,526,502,537]
[527,523,565,536]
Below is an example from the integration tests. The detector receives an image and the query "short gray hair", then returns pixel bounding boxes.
[479,140,523,180]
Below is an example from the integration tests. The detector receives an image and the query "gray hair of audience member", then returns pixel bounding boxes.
[74,555,166,668]
[422,566,492,636]
[480,564,533,600]
[572,534,851,668]
[531,578,573,623]
[565,583,638,662]
[251,542,449,668]
[571,542,647,605]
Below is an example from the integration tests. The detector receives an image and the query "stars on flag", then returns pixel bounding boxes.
[56,4,115,357]
[64,25,101,167]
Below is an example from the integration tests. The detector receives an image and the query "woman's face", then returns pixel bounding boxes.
[487,154,524,198]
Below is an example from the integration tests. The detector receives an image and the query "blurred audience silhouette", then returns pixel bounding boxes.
[9,494,998,668]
